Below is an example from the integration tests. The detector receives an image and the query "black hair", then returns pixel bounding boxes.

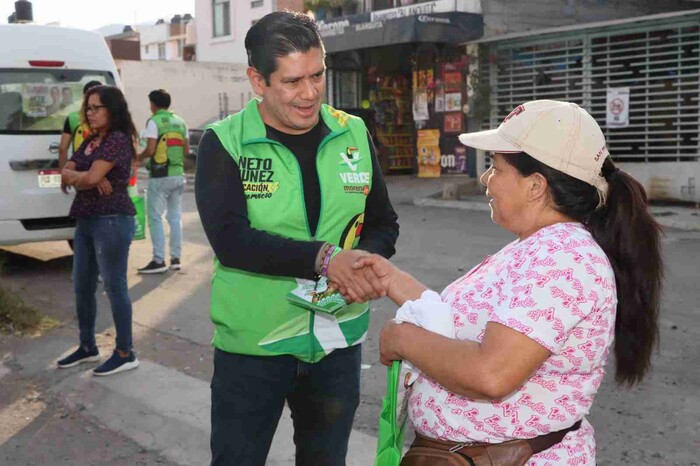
[148,89,171,109]
[502,152,663,386]
[82,85,138,160]
[244,11,324,85]
[83,80,102,95]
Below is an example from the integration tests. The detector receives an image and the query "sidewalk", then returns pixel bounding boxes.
[144,170,700,232]
[8,333,378,466]
[415,193,700,232]
[53,361,378,466]
[400,176,700,233]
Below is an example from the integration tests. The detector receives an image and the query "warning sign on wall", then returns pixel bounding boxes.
[606,87,630,128]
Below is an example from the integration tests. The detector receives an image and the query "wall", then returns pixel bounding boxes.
[108,39,141,60]
[139,23,169,61]
[196,0,271,64]
[482,0,699,36]
[115,59,252,129]
[276,0,305,11]
[139,23,169,46]
[619,161,700,202]
[186,20,197,46]
[195,0,305,64]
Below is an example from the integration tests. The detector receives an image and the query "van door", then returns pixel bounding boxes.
[0,68,116,230]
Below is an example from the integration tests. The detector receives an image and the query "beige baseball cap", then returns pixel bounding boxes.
[459,100,609,202]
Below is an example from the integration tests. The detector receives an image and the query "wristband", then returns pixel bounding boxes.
[321,246,341,277]
[314,243,331,275]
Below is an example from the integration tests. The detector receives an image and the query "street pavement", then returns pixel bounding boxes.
[1,175,699,465]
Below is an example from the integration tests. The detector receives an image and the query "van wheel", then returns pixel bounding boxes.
[68,239,74,251]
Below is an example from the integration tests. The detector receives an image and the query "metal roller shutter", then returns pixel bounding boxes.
[485,16,700,163]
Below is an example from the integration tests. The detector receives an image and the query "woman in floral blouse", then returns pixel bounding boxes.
[354,101,663,465]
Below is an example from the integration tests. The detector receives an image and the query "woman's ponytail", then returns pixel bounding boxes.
[587,159,664,385]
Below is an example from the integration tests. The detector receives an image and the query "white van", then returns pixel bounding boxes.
[0,24,121,246]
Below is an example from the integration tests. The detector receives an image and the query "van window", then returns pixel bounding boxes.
[0,69,116,134]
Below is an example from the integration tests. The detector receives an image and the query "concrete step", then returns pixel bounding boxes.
[52,360,378,466]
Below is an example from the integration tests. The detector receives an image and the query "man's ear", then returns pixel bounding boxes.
[528,172,548,203]
[247,67,266,96]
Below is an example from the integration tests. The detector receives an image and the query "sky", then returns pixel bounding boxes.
[2,0,196,31]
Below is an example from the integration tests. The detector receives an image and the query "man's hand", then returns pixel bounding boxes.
[327,250,386,303]
[96,178,113,196]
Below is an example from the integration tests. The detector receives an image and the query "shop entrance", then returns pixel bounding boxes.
[328,43,476,178]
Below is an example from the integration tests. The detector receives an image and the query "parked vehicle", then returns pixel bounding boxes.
[188,128,204,158]
[0,24,120,246]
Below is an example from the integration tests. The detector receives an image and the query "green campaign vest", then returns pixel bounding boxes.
[149,109,187,178]
[208,99,374,362]
[67,111,90,153]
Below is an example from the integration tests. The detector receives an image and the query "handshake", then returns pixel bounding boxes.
[326,249,397,304]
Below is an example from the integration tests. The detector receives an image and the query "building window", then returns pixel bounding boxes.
[251,0,263,7]
[213,0,231,37]
[177,39,184,57]
[158,43,166,60]
[144,44,149,54]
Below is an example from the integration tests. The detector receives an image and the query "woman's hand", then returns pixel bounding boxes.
[96,178,113,196]
[379,319,411,366]
[352,254,397,298]
[352,254,428,306]
[327,249,384,303]
[61,168,79,187]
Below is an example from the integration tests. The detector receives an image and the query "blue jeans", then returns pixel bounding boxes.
[73,215,135,352]
[210,345,362,466]
[147,176,185,262]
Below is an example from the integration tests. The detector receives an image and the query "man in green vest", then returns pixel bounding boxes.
[137,89,189,274]
[58,80,102,170]
[195,11,399,466]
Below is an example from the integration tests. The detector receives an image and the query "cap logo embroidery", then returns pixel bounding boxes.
[503,105,525,124]
[594,145,607,162]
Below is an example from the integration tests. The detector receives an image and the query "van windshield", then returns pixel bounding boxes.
[0,69,116,134]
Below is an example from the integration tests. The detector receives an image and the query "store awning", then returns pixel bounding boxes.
[318,11,483,54]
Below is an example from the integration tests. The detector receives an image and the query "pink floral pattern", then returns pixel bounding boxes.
[409,223,616,466]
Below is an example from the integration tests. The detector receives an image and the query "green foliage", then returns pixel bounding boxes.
[471,81,492,122]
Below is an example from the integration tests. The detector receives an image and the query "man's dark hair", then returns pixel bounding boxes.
[83,80,102,95]
[244,11,324,85]
[148,89,171,109]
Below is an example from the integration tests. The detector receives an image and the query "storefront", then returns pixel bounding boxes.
[473,9,700,200]
[321,0,483,176]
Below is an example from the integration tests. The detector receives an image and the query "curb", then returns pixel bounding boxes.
[654,217,700,232]
[414,197,491,212]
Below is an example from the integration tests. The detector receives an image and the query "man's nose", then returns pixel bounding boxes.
[299,79,318,100]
